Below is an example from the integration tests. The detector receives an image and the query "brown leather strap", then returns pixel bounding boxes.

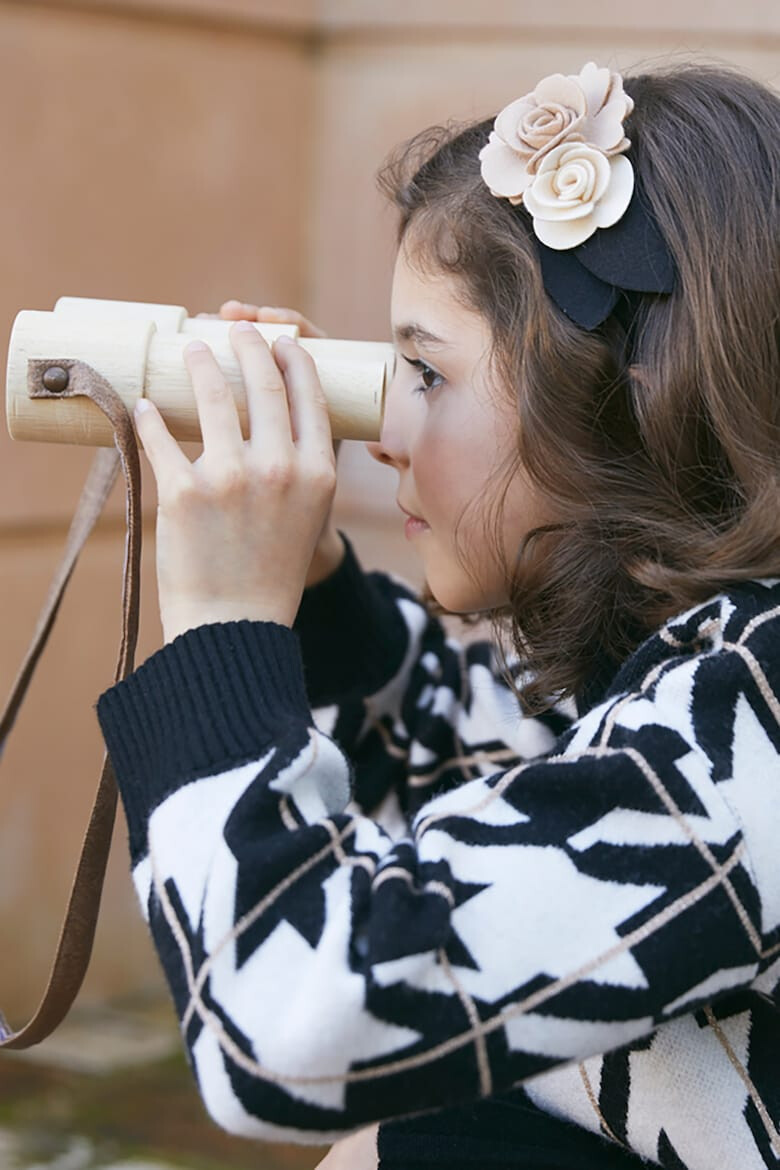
[0,359,142,1048]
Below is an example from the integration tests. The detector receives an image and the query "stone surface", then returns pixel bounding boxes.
[6,1004,179,1076]
[0,1001,327,1169]
[0,1131,190,1169]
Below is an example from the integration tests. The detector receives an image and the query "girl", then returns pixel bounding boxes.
[97,62,780,1169]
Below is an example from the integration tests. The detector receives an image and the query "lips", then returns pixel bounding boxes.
[398,501,426,524]
[398,500,430,539]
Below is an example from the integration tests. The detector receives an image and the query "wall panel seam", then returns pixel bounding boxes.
[4,1,779,47]
[0,0,320,44]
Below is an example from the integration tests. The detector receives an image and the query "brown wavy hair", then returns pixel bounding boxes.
[378,63,780,711]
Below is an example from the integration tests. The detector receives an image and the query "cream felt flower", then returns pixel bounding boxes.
[522,141,634,249]
[479,61,635,223]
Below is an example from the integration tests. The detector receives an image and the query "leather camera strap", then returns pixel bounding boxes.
[0,358,142,1049]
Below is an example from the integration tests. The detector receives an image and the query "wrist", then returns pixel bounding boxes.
[162,597,299,644]
[305,528,346,588]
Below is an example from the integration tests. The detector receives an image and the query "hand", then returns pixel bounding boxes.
[135,323,337,644]
[314,1125,379,1169]
[216,299,327,340]
[216,301,344,587]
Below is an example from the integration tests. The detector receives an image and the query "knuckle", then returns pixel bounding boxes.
[201,378,233,407]
[164,470,198,509]
[213,461,248,495]
[263,458,294,490]
[268,307,298,323]
[263,377,287,395]
[219,300,258,319]
[310,460,337,495]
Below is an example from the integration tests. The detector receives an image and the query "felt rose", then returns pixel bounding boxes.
[522,141,634,249]
[479,62,634,207]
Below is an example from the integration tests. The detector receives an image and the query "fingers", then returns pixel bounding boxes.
[146,326,329,475]
[219,299,326,338]
[273,335,334,458]
[226,324,333,460]
[219,299,261,321]
[229,321,294,452]
[264,308,326,339]
[184,341,245,464]
[133,398,190,485]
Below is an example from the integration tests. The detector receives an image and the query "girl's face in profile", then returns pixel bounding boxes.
[367,244,549,614]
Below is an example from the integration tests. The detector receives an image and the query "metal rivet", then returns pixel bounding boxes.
[42,365,70,393]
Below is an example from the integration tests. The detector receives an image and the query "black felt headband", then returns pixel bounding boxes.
[530,178,676,331]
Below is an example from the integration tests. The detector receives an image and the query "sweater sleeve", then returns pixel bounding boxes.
[96,588,778,1147]
[292,536,411,707]
[293,537,573,818]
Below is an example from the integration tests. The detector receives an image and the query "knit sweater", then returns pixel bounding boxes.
[97,541,780,1169]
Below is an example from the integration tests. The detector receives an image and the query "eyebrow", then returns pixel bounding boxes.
[393,322,450,349]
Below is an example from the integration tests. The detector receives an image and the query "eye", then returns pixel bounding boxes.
[402,355,444,394]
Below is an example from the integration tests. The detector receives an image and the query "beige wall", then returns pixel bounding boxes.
[0,0,317,1019]
[0,0,778,1017]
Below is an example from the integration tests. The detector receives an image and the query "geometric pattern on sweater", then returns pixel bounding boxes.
[96,556,780,1169]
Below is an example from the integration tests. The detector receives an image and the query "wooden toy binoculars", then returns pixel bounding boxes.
[6,297,393,445]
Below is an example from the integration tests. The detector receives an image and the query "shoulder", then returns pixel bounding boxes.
[603,579,780,705]
[552,579,780,783]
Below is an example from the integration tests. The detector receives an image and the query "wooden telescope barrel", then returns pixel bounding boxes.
[6,297,393,446]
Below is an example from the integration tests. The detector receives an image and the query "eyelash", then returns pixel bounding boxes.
[403,356,444,395]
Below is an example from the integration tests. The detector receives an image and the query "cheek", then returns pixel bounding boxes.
[504,463,550,530]
[412,414,480,517]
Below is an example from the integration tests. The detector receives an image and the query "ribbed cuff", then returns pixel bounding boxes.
[295,536,409,705]
[97,621,310,861]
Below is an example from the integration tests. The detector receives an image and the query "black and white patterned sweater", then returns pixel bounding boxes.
[97,542,780,1169]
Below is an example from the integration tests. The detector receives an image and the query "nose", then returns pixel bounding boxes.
[365,437,397,467]
[366,366,409,470]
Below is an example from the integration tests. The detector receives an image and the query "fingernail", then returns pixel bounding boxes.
[233,320,256,332]
[275,333,296,346]
[185,340,208,355]
[135,398,152,415]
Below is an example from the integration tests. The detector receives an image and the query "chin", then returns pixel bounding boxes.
[420,536,510,615]
[423,572,496,616]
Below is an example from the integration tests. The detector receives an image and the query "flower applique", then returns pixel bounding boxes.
[479,62,635,249]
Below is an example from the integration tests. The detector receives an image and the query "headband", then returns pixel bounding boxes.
[479,62,675,330]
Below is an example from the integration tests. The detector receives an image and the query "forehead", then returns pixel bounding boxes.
[391,246,482,342]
